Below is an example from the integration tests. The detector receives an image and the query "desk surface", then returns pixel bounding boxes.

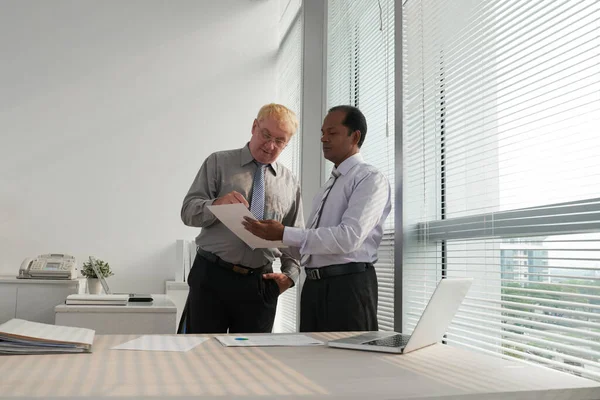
[1,332,599,399]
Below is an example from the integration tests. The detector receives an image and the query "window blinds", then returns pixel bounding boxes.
[276,13,303,176]
[327,0,396,331]
[403,0,600,380]
[273,10,303,333]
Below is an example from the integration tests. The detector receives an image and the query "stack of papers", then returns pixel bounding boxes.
[0,319,95,354]
[66,294,129,305]
[215,334,324,347]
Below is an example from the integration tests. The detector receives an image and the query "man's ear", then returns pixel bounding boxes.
[352,130,361,145]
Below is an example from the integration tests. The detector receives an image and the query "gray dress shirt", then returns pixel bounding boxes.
[181,144,304,283]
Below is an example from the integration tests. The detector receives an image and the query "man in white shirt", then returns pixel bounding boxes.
[243,105,391,332]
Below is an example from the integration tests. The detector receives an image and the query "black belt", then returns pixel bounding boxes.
[305,262,372,280]
[197,248,271,276]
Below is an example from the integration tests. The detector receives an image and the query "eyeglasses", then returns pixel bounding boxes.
[256,122,288,149]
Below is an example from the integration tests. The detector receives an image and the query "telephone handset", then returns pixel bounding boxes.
[18,253,77,280]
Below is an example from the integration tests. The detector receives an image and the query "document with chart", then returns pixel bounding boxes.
[215,334,323,347]
[207,203,286,249]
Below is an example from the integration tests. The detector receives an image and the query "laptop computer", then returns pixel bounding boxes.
[89,257,153,302]
[327,278,473,354]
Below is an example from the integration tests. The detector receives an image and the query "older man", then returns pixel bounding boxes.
[180,103,304,333]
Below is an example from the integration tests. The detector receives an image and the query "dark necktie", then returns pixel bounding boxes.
[301,169,341,266]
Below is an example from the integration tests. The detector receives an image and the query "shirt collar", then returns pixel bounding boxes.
[335,153,363,176]
[241,143,278,175]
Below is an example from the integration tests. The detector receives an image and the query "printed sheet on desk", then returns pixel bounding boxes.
[111,335,209,352]
[215,334,323,347]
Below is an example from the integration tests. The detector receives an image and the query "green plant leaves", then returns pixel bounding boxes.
[81,258,114,279]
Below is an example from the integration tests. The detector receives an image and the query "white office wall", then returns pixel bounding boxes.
[0,0,279,293]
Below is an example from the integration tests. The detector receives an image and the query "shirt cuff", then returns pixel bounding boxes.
[282,268,299,286]
[283,227,306,248]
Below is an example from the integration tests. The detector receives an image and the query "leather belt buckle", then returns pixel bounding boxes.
[232,265,250,275]
[307,268,321,280]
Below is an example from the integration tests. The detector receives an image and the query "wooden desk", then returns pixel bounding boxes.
[1,332,599,399]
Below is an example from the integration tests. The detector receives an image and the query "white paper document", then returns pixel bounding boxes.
[207,203,287,249]
[111,335,208,352]
[215,334,324,347]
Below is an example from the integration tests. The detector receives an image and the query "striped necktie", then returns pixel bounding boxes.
[250,162,267,220]
[301,169,341,266]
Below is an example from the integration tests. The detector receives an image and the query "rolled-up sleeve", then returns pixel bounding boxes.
[181,154,220,228]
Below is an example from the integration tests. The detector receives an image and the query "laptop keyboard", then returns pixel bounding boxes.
[363,334,411,348]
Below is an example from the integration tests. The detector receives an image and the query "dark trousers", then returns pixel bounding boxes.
[300,264,378,332]
[181,252,280,333]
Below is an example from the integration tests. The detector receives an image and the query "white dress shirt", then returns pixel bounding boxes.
[283,153,392,268]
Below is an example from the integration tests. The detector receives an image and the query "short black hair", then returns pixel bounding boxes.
[328,105,367,148]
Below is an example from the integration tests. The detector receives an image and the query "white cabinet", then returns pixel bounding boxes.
[0,285,17,323]
[165,280,189,330]
[0,276,80,324]
[55,294,177,334]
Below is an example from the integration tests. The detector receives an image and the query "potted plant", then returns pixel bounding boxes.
[81,258,113,294]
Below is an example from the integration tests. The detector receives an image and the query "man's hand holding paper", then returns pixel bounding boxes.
[242,217,285,241]
[213,191,249,207]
